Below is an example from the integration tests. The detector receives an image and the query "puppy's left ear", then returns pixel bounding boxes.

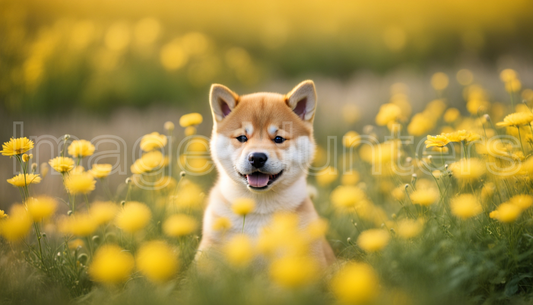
[286,80,317,123]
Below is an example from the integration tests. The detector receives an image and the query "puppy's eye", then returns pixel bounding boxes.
[273,136,285,144]
[236,135,248,143]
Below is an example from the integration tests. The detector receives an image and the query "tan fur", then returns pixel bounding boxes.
[197,80,335,269]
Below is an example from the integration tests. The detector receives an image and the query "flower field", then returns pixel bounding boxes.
[1,68,533,305]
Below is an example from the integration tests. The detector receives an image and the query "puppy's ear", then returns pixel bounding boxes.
[286,80,317,123]
[210,84,239,123]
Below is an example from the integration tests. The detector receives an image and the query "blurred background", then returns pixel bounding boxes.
[2,0,533,207]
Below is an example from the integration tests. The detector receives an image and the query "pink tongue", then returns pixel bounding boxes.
[247,173,269,187]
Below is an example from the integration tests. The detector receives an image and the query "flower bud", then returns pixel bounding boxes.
[164,121,175,131]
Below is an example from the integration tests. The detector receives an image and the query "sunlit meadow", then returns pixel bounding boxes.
[2,1,533,305]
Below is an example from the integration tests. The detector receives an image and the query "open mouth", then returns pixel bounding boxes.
[240,171,283,190]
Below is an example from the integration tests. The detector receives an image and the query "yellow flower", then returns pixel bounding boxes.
[341,171,360,186]
[232,198,255,216]
[184,126,196,136]
[131,151,164,174]
[89,164,113,179]
[140,132,168,152]
[171,180,204,210]
[41,162,49,178]
[163,214,198,237]
[330,185,366,210]
[330,262,379,305]
[425,135,450,148]
[212,217,232,231]
[257,212,309,258]
[0,210,7,219]
[316,166,338,186]
[444,108,461,123]
[22,154,30,162]
[375,103,401,126]
[26,196,58,222]
[60,214,98,236]
[89,245,134,285]
[445,130,481,142]
[68,140,95,158]
[396,219,423,239]
[270,255,318,288]
[357,229,390,252]
[496,112,533,127]
[450,194,482,219]
[456,69,474,86]
[407,113,435,136]
[115,201,152,233]
[500,69,517,83]
[410,188,438,206]
[223,234,254,267]
[0,137,34,156]
[431,72,449,91]
[136,241,179,283]
[450,158,486,181]
[0,204,32,242]
[509,194,533,210]
[49,157,75,173]
[89,201,118,225]
[343,131,361,148]
[7,173,41,187]
[492,203,522,223]
[179,113,203,127]
[65,171,96,194]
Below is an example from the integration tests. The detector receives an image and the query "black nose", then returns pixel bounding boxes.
[248,152,268,168]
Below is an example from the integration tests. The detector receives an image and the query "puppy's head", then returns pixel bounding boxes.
[209,81,317,192]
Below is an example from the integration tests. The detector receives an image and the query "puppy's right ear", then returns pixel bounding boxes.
[210,84,239,123]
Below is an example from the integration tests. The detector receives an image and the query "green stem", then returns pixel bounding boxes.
[33,222,44,265]
[242,216,246,234]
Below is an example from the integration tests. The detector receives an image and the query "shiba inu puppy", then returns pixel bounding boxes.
[197,80,335,268]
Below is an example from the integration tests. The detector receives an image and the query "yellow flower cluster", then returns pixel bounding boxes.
[490,194,533,223]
